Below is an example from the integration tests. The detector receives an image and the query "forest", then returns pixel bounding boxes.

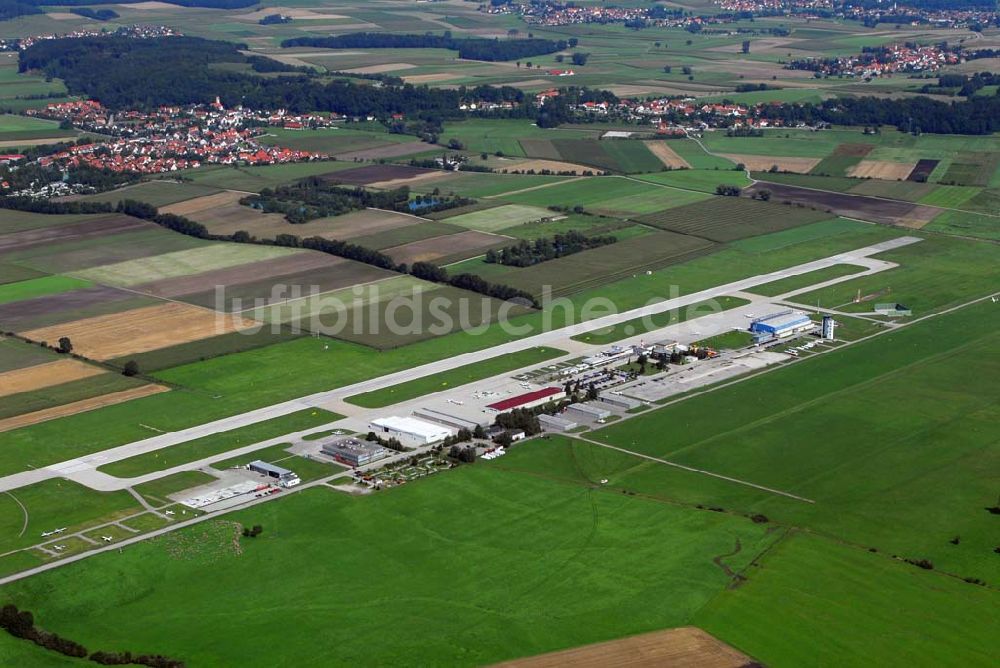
[18,37,529,118]
[281,32,568,62]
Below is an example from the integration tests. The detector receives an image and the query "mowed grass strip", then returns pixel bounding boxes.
[637,197,833,242]
[71,243,305,287]
[0,275,92,305]
[445,204,553,233]
[746,263,868,297]
[571,296,750,345]
[98,408,343,479]
[346,346,566,408]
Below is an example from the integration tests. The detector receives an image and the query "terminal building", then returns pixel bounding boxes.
[484,387,565,414]
[248,460,300,488]
[369,416,452,446]
[322,437,389,468]
[749,310,815,343]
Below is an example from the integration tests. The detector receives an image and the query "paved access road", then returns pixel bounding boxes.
[0,237,920,494]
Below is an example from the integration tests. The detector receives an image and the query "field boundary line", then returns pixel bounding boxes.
[485,176,585,198]
[576,437,815,503]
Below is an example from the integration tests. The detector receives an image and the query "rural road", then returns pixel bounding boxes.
[0,237,920,494]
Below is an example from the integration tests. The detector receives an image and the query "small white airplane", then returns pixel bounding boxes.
[54,527,66,534]
[53,545,65,551]
[102,536,114,542]
[165,510,175,516]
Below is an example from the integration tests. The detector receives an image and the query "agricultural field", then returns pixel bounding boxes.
[636,197,833,242]
[498,176,710,215]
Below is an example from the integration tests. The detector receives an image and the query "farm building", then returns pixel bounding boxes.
[248,460,300,488]
[749,310,814,342]
[484,387,566,414]
[369,416,453,446]
[322,438,389,468]
[538,414,578,432]
[566,403,612,421]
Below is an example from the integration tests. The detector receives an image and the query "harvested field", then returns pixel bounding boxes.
[907,159,939,182]
[0,285,153,332]
[644,141,691,169]
[384,230,506,265]
[0,359,104,399]
[72,244,303,287]
[504,159,593,174]
[160,191,253,218]
[833,143,875,158]
[343,63,416,74]
[323,164,437,186]
[492,627,754,668]
[636,197,831,243]
[334,142,434,161]
[749,181,940,226]
[0,215,150,253]
[720,154,820,174]
[847,160,916,180]
[19,302,258,360]
[0,384,168,434]
[369,171,451,189]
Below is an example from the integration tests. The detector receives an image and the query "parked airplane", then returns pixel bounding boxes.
[102,536,114,542]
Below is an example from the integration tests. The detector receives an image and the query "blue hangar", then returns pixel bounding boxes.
[749,310,815,342]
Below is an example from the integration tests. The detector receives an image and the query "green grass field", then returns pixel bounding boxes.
[0,275,92,305]
[97,408,342,479]
[444,204,553,233]
[692,329,754,349]
[636,197,833,243]
[637,168,752,193]
[0,462,776,666]
[589,298,1000,580]
[346,346,565,408]
[925,209,1000,241]
[747,263,868,297]
[78,181,223,208]
[791,235,1000,313]
[499,176,709,215]
[0,478,142,554]
[694,532,999,667]
[0,373,146,421]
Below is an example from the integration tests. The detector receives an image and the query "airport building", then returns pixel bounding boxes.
[484,387,565,414]
[538,413,578,432]
[599,393,643,411]
[248,460,300,488]
[413,407,490,431]
[322,437,389,468]
[369,416,453,446]
[749,310,815,342]
[566,402,612,421]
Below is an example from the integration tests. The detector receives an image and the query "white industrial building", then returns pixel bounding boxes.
[369,416,453,446]
[538,413,579,432]
[566,403,612,421]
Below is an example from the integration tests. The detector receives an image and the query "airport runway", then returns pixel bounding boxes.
[0,236,919,493]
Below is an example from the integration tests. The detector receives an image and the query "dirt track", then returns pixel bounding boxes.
[645,141,691,169]
[490,627,756,668]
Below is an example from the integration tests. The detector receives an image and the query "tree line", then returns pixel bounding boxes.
[0,604,184,667]
[281,32,568,62]
[484,230,617,267]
